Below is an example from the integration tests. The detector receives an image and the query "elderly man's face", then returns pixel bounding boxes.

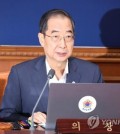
[38,15,74,64]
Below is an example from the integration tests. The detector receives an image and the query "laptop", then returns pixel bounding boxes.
[45,83,120,130]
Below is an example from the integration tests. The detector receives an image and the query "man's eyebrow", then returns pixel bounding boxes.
[66,30,73,33]
[51,30,59,34]
[51,30,73,34]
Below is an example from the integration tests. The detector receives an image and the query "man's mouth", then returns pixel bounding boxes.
[56,52,67,57]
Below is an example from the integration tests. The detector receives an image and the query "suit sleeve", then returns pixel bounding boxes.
[0,66,30,121]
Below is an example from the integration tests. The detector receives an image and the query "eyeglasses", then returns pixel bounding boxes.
[44,34,74,42]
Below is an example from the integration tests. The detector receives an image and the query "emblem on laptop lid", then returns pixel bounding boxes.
[78,96,97,113]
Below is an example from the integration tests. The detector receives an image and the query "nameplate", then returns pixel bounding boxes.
[56,118,120,133]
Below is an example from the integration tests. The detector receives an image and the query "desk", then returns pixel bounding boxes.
[1,122,120,134]
[0,130,55,134]
[0,123,55,134]
[1,130,120,134]
[1,128,120,134]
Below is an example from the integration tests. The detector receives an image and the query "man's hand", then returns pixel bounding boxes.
[28,112,46,124]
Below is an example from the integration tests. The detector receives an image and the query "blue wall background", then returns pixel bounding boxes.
[0,0,120,47]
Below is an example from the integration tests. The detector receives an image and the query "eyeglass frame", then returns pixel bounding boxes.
[43,33,74,42]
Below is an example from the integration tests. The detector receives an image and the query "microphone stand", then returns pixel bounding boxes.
[30,69,55,132]
[30,78,50,131]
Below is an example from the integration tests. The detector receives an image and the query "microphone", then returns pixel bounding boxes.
[30,69,55,131]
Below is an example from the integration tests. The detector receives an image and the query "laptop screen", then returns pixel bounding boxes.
[46,83,120,130]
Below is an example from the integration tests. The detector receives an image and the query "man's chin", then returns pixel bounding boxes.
[55,57,68,63]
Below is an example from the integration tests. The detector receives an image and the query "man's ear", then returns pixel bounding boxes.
[38,33,45,47]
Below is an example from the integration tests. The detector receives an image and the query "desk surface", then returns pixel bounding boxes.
[0,130,55,134]
[1,130,119,134]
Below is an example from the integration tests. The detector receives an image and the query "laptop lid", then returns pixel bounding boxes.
[46,83,120,130]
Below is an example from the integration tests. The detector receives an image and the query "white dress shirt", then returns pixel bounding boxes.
[45,60,68,84]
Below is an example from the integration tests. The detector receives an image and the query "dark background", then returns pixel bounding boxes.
[0,0,120,47]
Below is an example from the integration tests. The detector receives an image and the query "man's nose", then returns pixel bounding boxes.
[59,37,67,48]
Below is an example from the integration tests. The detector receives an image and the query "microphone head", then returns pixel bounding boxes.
[48,69,55,79]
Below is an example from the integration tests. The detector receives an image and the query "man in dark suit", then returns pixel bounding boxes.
[0,9,103,125]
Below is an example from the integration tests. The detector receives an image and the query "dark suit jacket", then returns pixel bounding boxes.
[0,56,103,121]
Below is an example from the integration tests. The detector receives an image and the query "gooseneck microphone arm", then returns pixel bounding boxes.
[30,69,55,131]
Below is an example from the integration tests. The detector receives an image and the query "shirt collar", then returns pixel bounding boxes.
[45,59,69,76]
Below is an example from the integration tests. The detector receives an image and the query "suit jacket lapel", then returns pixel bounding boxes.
[35,56,47,87]
[34,56,49,112]
[66,58,81,83]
